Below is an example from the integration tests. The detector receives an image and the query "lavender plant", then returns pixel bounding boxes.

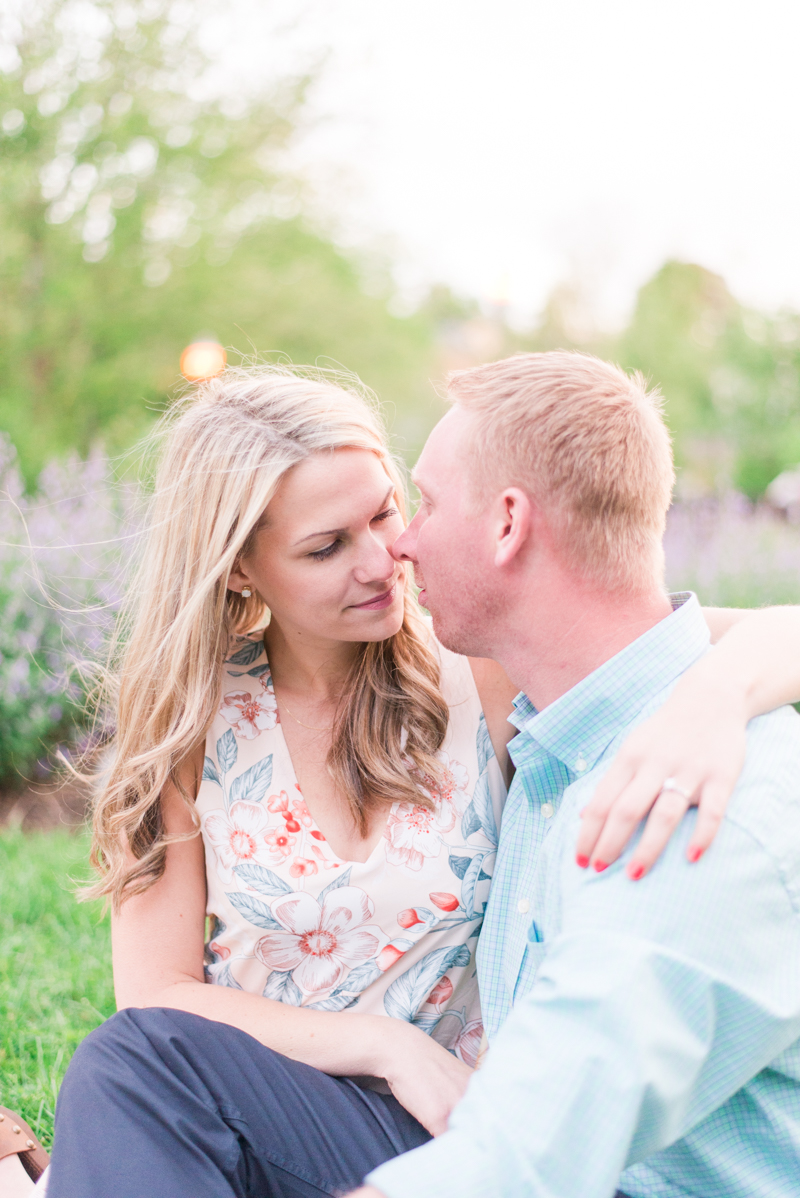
[0,435,138,786]
[665,494,800,607]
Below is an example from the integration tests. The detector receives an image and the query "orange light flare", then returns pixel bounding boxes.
[180,340,227,382]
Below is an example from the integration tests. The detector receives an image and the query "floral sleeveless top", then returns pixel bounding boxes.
[198,629,506,1067]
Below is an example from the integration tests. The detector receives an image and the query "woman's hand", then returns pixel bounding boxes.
[575,668,747,880]
[377,1020,473,1136]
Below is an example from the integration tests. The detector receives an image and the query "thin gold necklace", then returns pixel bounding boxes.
[277,697,333,733]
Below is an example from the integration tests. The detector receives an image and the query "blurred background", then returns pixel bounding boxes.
[4,0,800,1145]
[3,0,800,793]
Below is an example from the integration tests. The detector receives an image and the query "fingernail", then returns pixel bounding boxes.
[576,854,590,869]
[627,862,644,881]
[687,846,704,863]
[594,860,608,873]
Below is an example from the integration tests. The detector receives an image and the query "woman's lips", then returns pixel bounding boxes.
[351,584,397,611]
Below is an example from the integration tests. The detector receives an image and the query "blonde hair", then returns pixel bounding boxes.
[448,351,675,591]
[87,366,448,908]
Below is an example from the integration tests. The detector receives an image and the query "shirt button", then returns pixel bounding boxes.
[575,755,587,773]
[541,802,554,819]
[517,898,530,914]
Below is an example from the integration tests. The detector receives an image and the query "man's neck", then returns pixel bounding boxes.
[496,580,673,712]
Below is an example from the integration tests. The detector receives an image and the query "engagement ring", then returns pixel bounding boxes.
[659,777,692,801]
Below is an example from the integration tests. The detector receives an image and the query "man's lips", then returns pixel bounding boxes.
[350,584,397,611]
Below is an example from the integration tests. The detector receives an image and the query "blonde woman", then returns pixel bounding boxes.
[29,367,800,1198]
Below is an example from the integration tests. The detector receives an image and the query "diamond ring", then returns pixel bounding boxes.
[659,776,692,801]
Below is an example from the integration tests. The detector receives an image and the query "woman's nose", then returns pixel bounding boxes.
[354,538,396,585]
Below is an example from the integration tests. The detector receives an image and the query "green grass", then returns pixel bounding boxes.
[0,829,114,1149]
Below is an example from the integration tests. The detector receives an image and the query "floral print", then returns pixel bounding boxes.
[254,887,382,996]
[203,801,272,884]
[220,688,278,739]
[198,633,506,1030]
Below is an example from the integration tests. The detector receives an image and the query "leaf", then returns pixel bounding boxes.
[306,958,382,1010]
[226,891,284,930]
[383,945,471,1022]
[476,712,494,773]
[471,773,498,847]
[461,851,487,921]
[230,663,271,679]
[305,990,363,1013]
[316,866,353,905]
[216,963,242,991]
[478,868,492,882]
[226,640,265,667]
[229,755,273,805]
[202,756,220,785]
[448,854,471,881]
[461,802,482,839]
[233,863,293,898]
[411,1012,442,1035]
[263,970,303,1006]
[216,728,237,775]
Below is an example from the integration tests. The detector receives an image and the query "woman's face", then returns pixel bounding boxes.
[237,448,407,646]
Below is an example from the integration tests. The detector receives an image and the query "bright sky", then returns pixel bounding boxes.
[216,0,800,328]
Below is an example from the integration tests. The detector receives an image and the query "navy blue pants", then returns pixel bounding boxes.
[47,1008,431,1198]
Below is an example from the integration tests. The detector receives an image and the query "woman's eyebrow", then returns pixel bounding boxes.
[294,486,395,545]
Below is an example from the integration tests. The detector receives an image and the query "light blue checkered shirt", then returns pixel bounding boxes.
[371,594,800,1198]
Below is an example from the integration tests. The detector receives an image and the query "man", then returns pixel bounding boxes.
[350,351,800,1198]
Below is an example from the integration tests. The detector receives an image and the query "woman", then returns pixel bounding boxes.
[21,366,800,1198]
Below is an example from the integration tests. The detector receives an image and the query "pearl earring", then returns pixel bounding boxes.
[241,587,252,598]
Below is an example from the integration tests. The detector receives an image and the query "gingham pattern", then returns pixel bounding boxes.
[371,594,800,1198]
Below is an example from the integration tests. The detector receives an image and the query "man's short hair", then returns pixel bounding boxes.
[448,350,675,592]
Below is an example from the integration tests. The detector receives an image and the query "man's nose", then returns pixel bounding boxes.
[391,511,420,563]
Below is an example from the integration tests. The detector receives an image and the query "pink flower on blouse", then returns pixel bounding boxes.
[454,1019,484,1070]
[263,826,295,862]
[289,857,318,878]
[220,689,278,739]
[384,803,451,871]
[255,887,381,995]
[203,801,271,884]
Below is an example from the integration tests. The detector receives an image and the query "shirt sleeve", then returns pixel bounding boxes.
[368,809,800,1198]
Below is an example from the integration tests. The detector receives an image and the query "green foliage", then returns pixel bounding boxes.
[0,0,437,484]
[519,260,800,498]
[0,829,113,1149]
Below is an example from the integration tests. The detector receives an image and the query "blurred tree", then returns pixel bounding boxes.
[0,0,436,484]
[617,262,800,498]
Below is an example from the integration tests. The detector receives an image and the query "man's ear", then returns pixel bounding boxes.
[494,487,533,567]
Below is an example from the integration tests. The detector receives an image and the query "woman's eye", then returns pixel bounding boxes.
[373,507,399,523]
[308,540,342,561]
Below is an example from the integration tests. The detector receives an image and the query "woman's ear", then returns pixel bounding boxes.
[494,487,533,568]
[227,559,253,595]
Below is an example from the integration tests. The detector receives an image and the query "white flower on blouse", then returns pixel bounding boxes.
[203,801,272,884]
[384,754,471,871]
[426,754,471,819]
[219,689,278,739]
[254,887,382,996]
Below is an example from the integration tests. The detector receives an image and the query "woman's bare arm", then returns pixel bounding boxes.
[576,604,800,876]
[111,749,471,1135]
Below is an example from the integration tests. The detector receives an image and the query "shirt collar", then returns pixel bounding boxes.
[508,592,709,774]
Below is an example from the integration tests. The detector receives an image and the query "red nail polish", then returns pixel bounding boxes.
[576,854,590,869]
[687,846,704,863]
[594,860,608,873]
[627,862,644,881]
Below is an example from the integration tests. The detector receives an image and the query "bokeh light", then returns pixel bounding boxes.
[180,341,227,382]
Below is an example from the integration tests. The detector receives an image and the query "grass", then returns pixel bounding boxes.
[0,829,114,1150]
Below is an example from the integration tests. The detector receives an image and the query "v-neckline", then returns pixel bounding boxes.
[261,642,398,868]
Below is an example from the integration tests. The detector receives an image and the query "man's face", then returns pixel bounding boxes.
[392,406,503,658]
